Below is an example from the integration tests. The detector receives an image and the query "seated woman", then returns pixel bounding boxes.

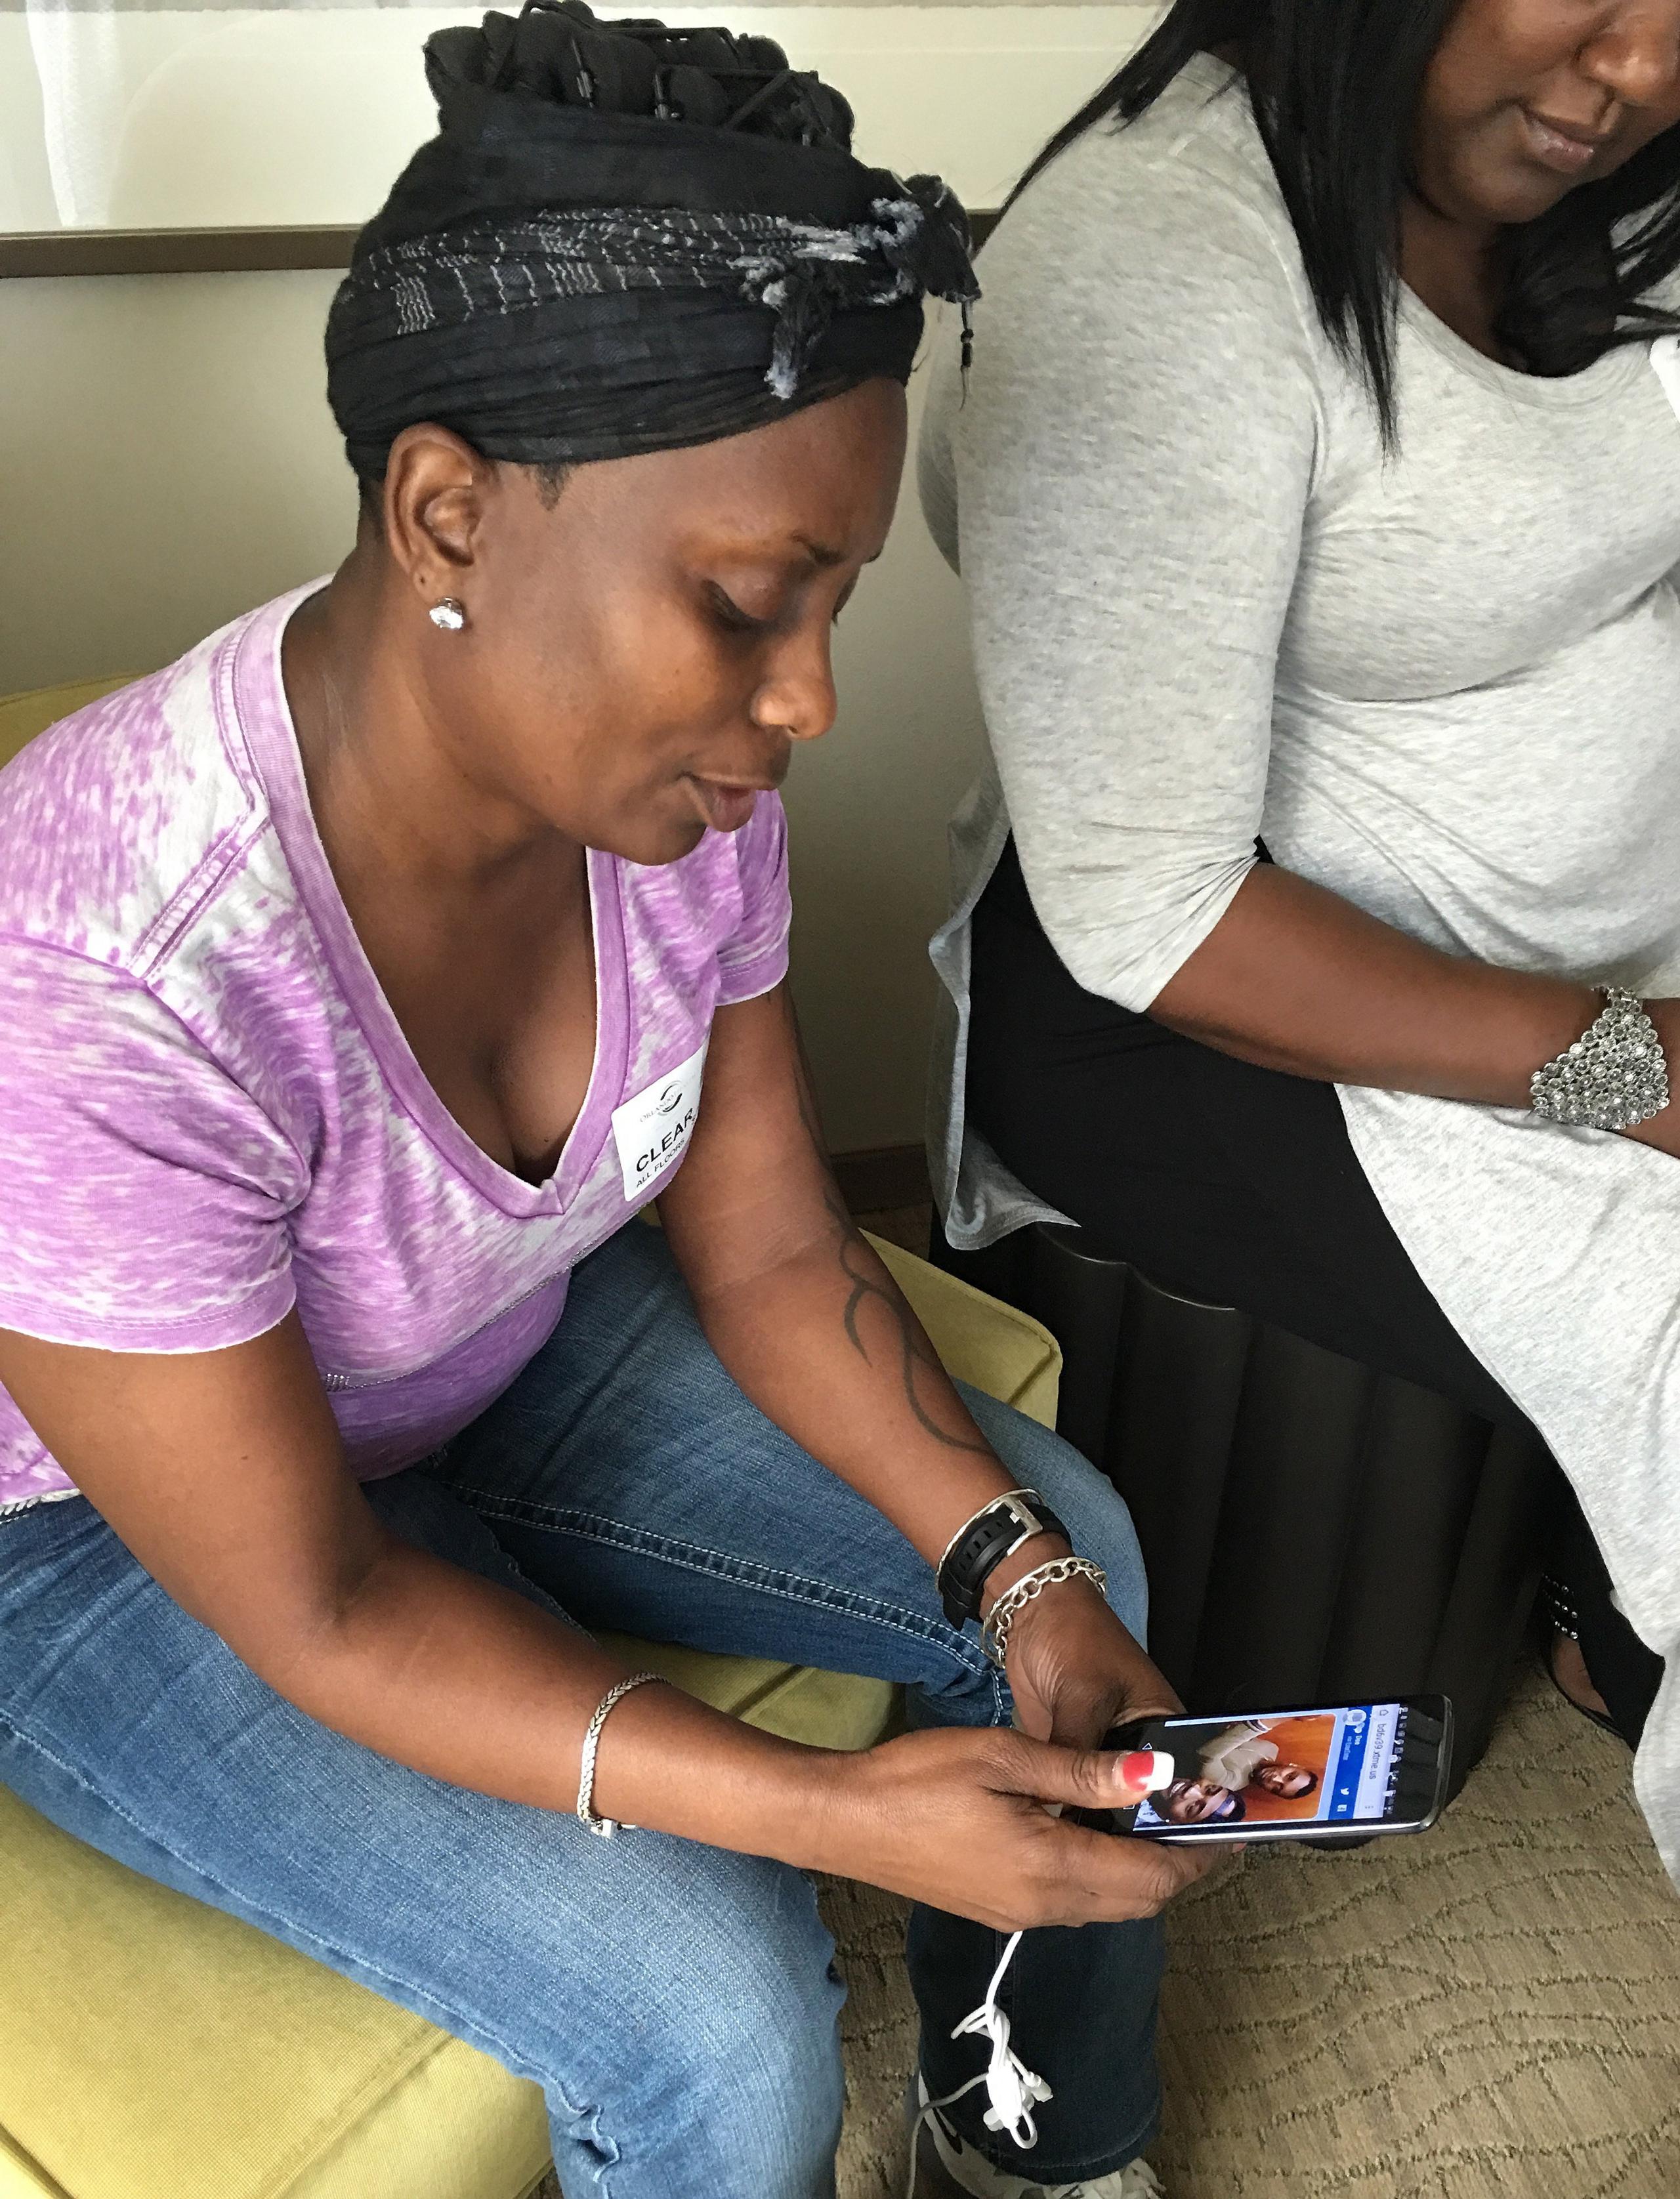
[0,12,1208,2199]
[920,0,1680,1874]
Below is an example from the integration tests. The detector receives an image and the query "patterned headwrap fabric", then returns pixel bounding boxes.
[326,1,980,476]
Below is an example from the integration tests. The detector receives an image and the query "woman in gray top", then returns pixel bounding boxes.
[921,0,1680,1882]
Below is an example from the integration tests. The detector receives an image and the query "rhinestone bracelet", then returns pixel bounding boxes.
[1530,986,1670,1132]
[982,1555,1109,1671]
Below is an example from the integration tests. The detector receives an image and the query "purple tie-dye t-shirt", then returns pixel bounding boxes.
[0,585,791,1514]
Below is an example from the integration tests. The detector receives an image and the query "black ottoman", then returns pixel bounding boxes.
[934,1220,1562,1799]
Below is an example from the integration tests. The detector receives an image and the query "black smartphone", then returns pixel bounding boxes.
[1101,1696,1454,1846]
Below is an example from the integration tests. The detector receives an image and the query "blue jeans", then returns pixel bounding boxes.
[0,1226,1162,2197]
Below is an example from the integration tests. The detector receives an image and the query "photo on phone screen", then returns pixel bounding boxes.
[1130,1700,1446,1839]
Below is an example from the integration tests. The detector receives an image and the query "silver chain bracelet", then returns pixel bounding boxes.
[982,1555,1108,1670]
[1530,986,1670,1132]
[576,1671,662,1837]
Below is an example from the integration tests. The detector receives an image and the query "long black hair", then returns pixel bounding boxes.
[1013,0,1680,438]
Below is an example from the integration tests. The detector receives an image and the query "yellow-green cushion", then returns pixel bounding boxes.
[0,1780,554,2199]
[0,1238,1061,2199]
[0,676,138,769]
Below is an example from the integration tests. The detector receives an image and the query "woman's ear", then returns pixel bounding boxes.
[378,423,496,614]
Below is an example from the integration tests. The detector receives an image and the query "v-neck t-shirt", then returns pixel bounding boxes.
[0,584,792,1512]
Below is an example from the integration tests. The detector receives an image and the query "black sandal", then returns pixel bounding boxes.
[1540,1576,1622,1736]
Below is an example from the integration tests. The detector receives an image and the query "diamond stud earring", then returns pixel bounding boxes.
[429,597,467,633]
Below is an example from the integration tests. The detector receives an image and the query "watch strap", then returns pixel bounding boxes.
[937,1490,1070,1627]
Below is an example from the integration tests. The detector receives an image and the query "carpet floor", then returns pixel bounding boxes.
[534,1666,1680,2197]
[822,1665,1680,2199]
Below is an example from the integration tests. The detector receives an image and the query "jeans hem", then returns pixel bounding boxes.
[940,2090,1162,2185]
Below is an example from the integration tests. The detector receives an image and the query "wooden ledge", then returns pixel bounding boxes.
[0,210,997,280]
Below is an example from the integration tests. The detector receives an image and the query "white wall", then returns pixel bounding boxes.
[1,5,1153,1154]
[2,6,1154,230]
[0,269,988,1152]
[2,270,351,692]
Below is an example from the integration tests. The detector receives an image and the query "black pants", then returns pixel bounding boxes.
[967,835,1664,1743]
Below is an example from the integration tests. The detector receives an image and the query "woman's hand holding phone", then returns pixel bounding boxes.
[816,1723,1215,1933]
[998,1563,1181,1752]
[807,1573,1214,1933]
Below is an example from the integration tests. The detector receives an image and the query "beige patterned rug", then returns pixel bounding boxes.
[826,1667,1680,2199]
[536,1668,1680,2198]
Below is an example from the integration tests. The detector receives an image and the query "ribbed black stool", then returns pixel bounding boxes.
[935,1221,1563,1799]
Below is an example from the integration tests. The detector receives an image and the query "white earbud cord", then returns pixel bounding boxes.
[903,1929,1053,2199]
[899,1747,1177,2198]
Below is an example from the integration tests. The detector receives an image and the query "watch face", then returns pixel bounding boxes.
[939,1492,1066,1627]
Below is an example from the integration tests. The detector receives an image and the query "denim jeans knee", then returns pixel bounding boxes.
[551,1856,847,2199]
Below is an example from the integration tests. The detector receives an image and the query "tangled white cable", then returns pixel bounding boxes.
[904,1931,1051,2199]
[954,1930,1055,2143]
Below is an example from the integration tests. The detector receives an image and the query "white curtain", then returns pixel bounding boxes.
[17,0,455,232]
[27,0,126,227]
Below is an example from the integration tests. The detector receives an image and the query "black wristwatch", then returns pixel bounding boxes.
[936,1488,1071,1629]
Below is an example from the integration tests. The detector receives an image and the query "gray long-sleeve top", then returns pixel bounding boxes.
[920,54,1680,1882]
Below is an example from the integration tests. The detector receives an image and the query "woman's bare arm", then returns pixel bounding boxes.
[661,985,1150,1643]
[0,1308,1203,1927]
[1150,866,1680,1155]
[0,1315,828,1841]
[659,988,1045,1555]
[1154,863,1593,1100]
[658,983,1193,1765]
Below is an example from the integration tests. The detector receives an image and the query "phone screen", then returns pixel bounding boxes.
[1129,1700,1442,1838]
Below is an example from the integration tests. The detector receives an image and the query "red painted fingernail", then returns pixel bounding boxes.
[1121,1749,1175,1793]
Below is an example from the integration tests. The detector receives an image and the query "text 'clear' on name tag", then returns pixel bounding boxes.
[610,1040,709,1205]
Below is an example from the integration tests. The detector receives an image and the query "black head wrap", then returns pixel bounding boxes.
[326,0,979,478]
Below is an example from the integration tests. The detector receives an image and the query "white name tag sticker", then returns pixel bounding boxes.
[610,1040,709,1204]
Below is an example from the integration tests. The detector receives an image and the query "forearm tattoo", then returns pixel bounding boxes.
[782,992,990,1457]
